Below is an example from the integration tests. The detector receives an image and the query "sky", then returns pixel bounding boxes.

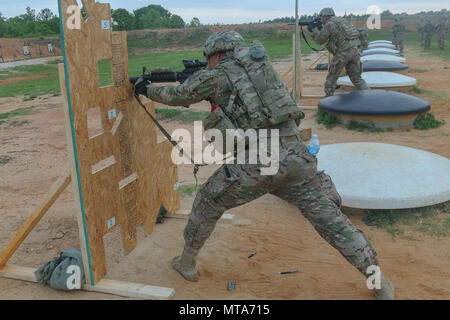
[0,0,448,24]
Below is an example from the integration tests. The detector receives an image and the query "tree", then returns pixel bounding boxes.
[112,8,135,30]
[37,8,55,21]
[134,4,171,29]
[189,17,201,28]
[169,14,185,28]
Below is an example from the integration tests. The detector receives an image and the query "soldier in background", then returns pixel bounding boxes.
[423,17,435,49]
[417,18,425,47]
[392,18,406,53]
[435,16,449,50]
[308,8,370,96]
[133,30,394,299]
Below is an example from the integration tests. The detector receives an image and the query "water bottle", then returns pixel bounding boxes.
[308,134,320,155]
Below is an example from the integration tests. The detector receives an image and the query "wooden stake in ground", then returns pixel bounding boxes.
[0,168,71,267]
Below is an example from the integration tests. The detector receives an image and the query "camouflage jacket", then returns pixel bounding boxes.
[310,16,361,54]
[147,60,231,108]
[392,22,406,34]
[424,22,435,33]
[436,21,449,35]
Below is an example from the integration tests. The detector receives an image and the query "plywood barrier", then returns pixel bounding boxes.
[59,0,179,285]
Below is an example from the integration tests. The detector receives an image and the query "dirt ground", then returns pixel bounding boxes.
[0,46,449,300]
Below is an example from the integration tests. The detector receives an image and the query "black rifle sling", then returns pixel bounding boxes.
[300,28,326,52]
[133,94,205,189]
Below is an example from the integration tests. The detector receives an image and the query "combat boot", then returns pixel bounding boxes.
[172,250,199,282]
[373,273,395,300]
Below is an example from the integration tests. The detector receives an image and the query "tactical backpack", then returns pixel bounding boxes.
[204,41,304,133]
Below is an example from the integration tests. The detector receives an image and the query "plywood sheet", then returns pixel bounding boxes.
[58,0,179,284]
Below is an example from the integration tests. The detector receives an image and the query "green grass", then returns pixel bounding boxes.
[9,120,30,127]
[316,109,338,129]
[178,185,199,197]
[347,119,384,133]
[363,202,450,239]
[413,112,445,130]
[0,106,37,120]
[156,108,210,122]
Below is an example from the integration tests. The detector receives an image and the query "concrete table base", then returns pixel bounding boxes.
[316,143,450,209]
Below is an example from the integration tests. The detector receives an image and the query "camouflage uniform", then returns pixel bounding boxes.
[436,17,449,50]
[309,15,370,96]
[145,30,380,279]
[423,19,435,49]
[392,19,406,53]
[418,20,425,47]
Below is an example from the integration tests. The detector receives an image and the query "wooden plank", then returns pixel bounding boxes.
[59,63,93,285]
[84,279,175,300]
[0,168,71,267]
[293,0,303,102]
[0,265,175,300]
[302,94,325,99]
[172,210,234,224]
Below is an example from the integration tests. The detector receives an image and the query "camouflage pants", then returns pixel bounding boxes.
[438,34,447,49]
[183,141,379,277]
[393,34,404,52]
[325,47,370,96]
[424,33,433,48]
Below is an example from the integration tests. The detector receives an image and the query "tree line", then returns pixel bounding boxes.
[0,5,202,38]
[263,9,449,24]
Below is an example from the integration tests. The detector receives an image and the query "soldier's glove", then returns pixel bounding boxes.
[132,76,151,97]
[307,22,314,33]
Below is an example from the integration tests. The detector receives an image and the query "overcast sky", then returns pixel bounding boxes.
[0,0,448,24]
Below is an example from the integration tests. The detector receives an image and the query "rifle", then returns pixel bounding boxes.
[289,17,323,31]
[288,17,325,52]
[130,59,207,85]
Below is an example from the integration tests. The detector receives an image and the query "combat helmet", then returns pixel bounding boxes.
[203,30,246,59]
[319,8,335,17]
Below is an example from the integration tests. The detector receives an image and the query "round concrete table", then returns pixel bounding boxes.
[362,49,400,56]
[362,60,408,74]
[361,54,406,63]
[337,72,416,90]
[369,40,393,45]
[317,143,450,209]
[367,44,396,50]
[318,90,430,128]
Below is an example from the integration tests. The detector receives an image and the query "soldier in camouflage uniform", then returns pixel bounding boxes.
[392,18,406,53]
[423,17,435,49]
[133,30,394,299]
[308,8,370,97]
[418,18,425,47]
[436,16,448,50]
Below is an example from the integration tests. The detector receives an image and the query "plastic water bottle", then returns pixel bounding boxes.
[308,134,320,155]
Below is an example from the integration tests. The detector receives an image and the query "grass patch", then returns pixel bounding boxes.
[347,119,384,133]
[316,109,338,129]
[9,120,30,127]
[413,112,445,130]
[178,184,202,197]
[156,108,209,122]
[363,202,450,239]
[0,106,37,120]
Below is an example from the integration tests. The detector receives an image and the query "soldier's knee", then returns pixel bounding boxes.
[319,172,342,207]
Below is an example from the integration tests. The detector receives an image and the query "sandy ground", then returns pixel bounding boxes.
[0,46,449,300]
